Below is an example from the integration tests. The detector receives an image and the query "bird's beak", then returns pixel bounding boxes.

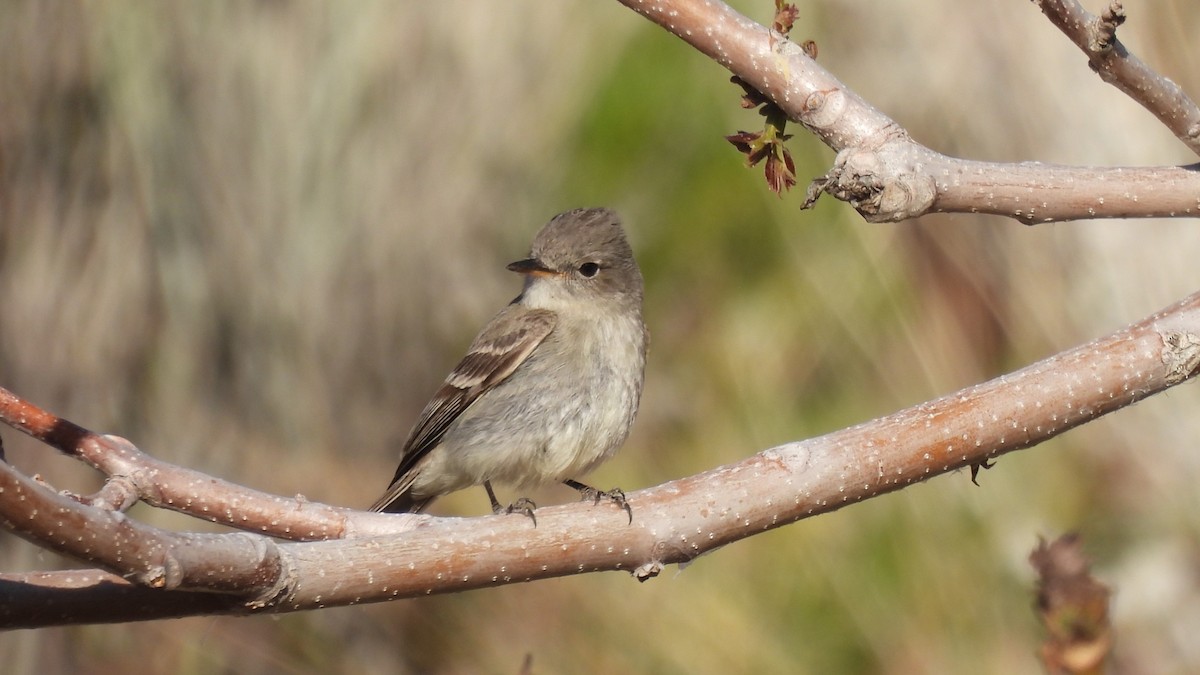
[507,258,557,277]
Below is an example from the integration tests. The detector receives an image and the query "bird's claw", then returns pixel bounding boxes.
[599,488,634,525]
[566,480,632,524]
[502,496,538,526]
[485,481,538,526]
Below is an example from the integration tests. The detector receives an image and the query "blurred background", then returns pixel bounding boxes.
[2,0,1199,672]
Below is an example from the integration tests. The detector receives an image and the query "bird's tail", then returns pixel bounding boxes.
[368,485,434,513]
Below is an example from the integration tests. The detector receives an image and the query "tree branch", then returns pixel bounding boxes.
[615,0,1200,222]
[1032,0,1200,156]
[3,289,1198,627]
[4,0,1199,630]
[0,387,401,541]
[0,456,287,595]
[0,570,244,627]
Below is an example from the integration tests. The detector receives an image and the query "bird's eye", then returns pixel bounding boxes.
[578,262,600,278]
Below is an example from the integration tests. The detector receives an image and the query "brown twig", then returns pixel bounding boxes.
[0,386,396,541]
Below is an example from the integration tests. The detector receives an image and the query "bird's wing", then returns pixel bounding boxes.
[370,305,557,512]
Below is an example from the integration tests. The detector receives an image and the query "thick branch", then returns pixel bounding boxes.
[910,156,1199,224]
[3,289,1198,627]
[616,0,1200,222]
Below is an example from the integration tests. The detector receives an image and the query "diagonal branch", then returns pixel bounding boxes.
[0,456,286,596]
[1032,0,1200,157]
[0,387,404,540]
[614,0,1200,222]
[3,289,1198,627]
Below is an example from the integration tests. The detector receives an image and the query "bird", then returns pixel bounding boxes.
[369,207,648,522]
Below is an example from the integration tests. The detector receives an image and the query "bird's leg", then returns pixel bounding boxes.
[485,480,538,526]
[563,479,632,524]
[485,480,503,512]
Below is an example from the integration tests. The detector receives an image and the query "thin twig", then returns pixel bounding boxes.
[0,387,401,541]
[1032,0,1200,157]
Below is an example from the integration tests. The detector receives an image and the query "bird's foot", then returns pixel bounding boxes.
[502,496,538,526]
[485,481,538,525]
[563,479,632,524]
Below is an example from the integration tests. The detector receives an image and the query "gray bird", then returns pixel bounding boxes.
[369,207,648,520]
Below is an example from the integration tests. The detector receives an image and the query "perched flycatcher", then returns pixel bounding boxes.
[370,207,648,520]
